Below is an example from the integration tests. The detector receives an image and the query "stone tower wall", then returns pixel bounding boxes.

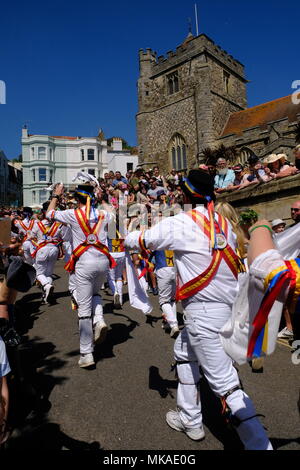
[137,34,247,172]
[137,94,198,169]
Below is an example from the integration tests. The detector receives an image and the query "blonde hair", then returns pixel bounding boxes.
[215,202,247,258]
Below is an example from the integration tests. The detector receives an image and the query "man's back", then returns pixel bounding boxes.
[125,206,238,306]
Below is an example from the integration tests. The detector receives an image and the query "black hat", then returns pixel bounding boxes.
[74,184,95,198]
[23,206,33,215]
[42,201,50,212]
[181,169,215,201]
[6,256,36,292]
[247,155,259,165]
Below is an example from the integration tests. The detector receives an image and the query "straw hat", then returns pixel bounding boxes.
[276,153,288,161]
[264,153,287,164]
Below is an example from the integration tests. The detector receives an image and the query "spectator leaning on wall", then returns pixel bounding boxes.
[264,153,298,179]
[214,158,235,192]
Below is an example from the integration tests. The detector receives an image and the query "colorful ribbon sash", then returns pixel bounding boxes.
[176,210,244,301]
[64,208,116,273]
[19,219,35,242]
[31,221,62,258]
[247,258,300,359]
[138,230,154,279]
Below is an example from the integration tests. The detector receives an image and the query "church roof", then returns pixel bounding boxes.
[221,95,300,136]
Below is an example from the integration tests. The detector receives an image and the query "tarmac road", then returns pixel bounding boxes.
[4,261,300,451]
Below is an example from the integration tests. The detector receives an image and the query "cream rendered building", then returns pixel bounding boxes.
[22,128,138,206]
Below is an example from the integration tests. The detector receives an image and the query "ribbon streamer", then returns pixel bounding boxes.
[247,258,300,359]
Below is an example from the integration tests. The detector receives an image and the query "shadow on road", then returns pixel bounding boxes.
[145,314,161,327]
[52,290,72,303]
[199,376,244,450]
[3,288,90,450]
[14,293,44,334]
[148,365,243,450]
[270,437,300,450]
[94,320,139,362]
[5,421,103,450]
[149,366,177,398]
[5,336,69,448]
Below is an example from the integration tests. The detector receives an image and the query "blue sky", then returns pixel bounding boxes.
[0,0,299,158]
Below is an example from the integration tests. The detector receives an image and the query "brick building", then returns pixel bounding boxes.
[137,33,300,171]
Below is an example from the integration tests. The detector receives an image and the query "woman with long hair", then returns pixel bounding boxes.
[215,202,247,259]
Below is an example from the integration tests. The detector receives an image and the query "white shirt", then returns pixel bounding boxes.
[47,207,112,256]
[125,205,239,307]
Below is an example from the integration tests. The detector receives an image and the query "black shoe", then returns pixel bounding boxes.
[152,287,158,296]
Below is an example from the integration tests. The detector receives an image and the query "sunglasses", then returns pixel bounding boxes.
[291,208,300,212]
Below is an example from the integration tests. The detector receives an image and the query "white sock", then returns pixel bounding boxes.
[116,280,123,304]
[92,295,104,325]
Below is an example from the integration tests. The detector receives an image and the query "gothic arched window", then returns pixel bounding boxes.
[239,147,257,165]
[169,134,187,170]
[167,71,179,95]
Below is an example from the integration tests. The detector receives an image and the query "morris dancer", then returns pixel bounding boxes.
[31,202,63,303]
[47,183,116,368]
[13,207,37,265]
[125,169,272,450]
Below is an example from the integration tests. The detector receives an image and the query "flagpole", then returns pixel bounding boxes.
[194,3,199,36]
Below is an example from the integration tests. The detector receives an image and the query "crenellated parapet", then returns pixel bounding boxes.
[137,33,248,171]
[138,34,245,81]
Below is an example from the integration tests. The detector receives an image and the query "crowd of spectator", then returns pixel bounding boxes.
[0,148,299,222]
[208,151,300,194]
[91,148,300,211]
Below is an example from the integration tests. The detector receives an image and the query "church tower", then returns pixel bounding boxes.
[136,33,248,170]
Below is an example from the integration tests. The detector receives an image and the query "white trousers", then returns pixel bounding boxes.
[108,255,125,302]
[35,245,58,287]
[69,273,76,294]
[22,240,35,265]
[75,253,109,354]
[156,267,177,327]
[174,301,272,450]
[63,243,77,294]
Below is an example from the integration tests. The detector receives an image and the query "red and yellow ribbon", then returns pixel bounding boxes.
[19,219,35,242]
[176,210,244,301]
[247,258,300,359]
[64,208,116,273]
[31,222,62,258]
[137,230,154,279]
